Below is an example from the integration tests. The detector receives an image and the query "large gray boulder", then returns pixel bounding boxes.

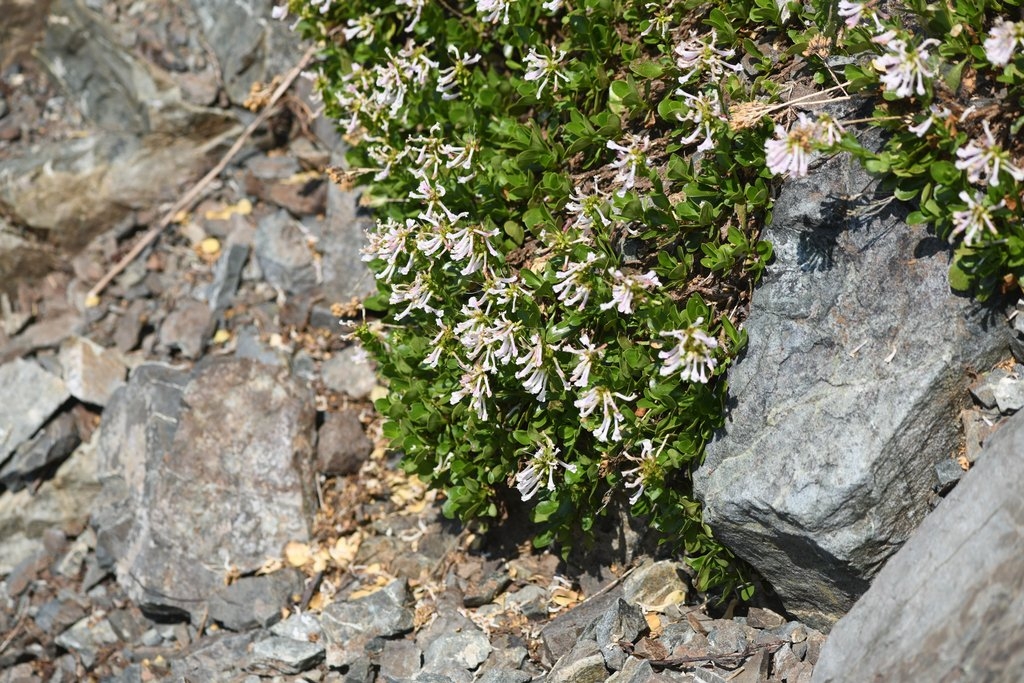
[694,150,1006,629]
[92,358,316,621]
[812,410,1024,681]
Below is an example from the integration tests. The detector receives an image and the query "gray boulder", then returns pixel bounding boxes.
[92,358,316,621]
[812,410,1024,682]
[0,358,69,464]
[694,149,1006,629]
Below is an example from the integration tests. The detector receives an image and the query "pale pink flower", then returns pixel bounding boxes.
[949,191,1003,246]
[515,437,577,501]
[907,104,950,138]
[599,269,662,315]
[621,439,661,506]
[674,30,742,83]
[574,386,635,443]
[872,38,939,98]
[984,17,1024,66]
[450,363,492,420]
[523,47,570,97]
[659,318,719,384]
[564,333,603,388]
[764,113,818,178]
[954,120,1024,186]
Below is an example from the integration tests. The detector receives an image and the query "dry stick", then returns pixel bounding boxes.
[85,43,318,305]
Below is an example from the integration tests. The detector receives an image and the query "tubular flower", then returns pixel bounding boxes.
[871,38,939,98]
[599,269,662,315]
[575,386,636,443]
[523,47,570,97]
[984,17,1024,66]
[674,30,742,83]
[954,120,1024,186]
[659,318,719,384]
[515,438,577,501]
[621,439,662,506]
[949,191,1003,246]
[450,362,492,420]
[764,112,819,178]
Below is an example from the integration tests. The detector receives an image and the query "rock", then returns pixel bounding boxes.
[0,436,100,575]
[0,358,69,464]
[205,241,250,313]
[168,631,261,682]
[54,616,119,669]
[0,312,83,365]
[378,638,422,680]
[59,336,127,406]
[504,584,548,620]
[477,670,533,683]
[961,407,999,463]
[547,639,608,683]
[244,156,327,216]
[270,610,324,642]
[694,145,1007,630]
[208,570,303,631]
[316,409,373,476]
[320,164,377,304]
[991,374,1024,413]
[933,457,965,494]
[0,410,80,490]
[251,635,326,675]
[422,629,493,672]
[540,584,623,666]
[320,579,415,668]
[92,359,316,621]
[594,599,648,671]
[158,299,212,359]
[743,607,786,630]
[321,345,378,399]
[970,367,1008,409]
[622,560,689,615]
[705,620,750,656]
[254,210,319,296]
[812,410,1024,682]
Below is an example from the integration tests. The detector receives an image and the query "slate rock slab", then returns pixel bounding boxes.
[59,335,127,406]
[0,358,69,464]
[93,359,316,621]
[320,579,414,668]
[812,410,1024,682]
[694,148,1006,629]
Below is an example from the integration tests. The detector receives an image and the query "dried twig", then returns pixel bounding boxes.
[85,43,318,305]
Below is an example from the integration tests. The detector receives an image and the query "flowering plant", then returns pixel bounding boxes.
[281,0,1024,600]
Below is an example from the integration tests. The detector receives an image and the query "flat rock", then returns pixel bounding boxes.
[59,336,127,406]
[158,299,212,359]
[320,578,415,668]
[0,358,70,464]
[320,159,377,305]
[93,359,316,621]
[694,146,1007,630]
[254,210,319,296]
[251,635,326,675]
[622,560,689,615]
[208,570,303,631]
[812,410,1024,682]
[316,409,373,476]
[321,345,378,399]
[0,410,80,490]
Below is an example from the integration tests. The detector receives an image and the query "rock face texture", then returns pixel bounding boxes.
[93,359,316,621]
[694,149,1007,630]
[812,410,1024,682]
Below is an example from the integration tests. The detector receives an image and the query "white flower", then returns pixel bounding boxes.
[815,113,845,146]
[437,46,482,100]
[389,271,441,320]
[575,386,635,443]
[564,333,603,388]
[565,177,610,229]
[343,10,380,41]
[764,112,819,178]
[423,322,450,368]
[450,363,492,420]
[448,223,499,276]
[949,191,1003,246]
[515,333,561,402]
[677,89,725,153]
[954,120,1024,186]
[984,17,1024,66]
[541,0,563,13]
[553,252,600,310]
[641,3,673,39]
[599,269,662,315]
[659,318,719,384]
[621,439,661,506]
[674,30,742,83]
[515,438,577,501]
[476,0,512,24]
[363,217,415,282]
[837,0,867,28]
[396,0,426,32]
[606,135,654,195]
[872,38,938,98]
[907,104,950,138]
[271,4,288,20]
[523,47,570,97]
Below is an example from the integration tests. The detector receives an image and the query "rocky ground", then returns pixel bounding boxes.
[4,1,1024,682]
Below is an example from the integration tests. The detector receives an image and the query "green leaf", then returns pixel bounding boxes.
[504,220,525,245]
[629,60,664,79]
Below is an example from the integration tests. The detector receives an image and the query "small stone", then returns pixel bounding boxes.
[992,375,1024,413]
[205,242,250,312]
[423,630,493,672]
[254,210,319,296]
[158,299,212,358]
[547,640,608,683]
[0,359,70,463]
[208,570,302,631]
[55,616,119,668]
[0,411,80,490]
[463,571,512,608]
[505,584,548,620]
[971,368,1009,409]
[316,409,373,476]
[622,560,689,614]
[60,336,127,406]
[320,579,415,668]
[321,346,378,399]
[595,599,648,671]
[744,607,786,629]
[934,458,965,493]
[692,669,729,683]
[477,671,532,683]
[540,585,624,666]
[708,618,749,655]
[251,635,326,674]
[270,610,323,642]
[378,638,422,680]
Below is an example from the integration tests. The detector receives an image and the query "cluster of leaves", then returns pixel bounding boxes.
[280,0,1024,600]
[789,0,1024,298]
